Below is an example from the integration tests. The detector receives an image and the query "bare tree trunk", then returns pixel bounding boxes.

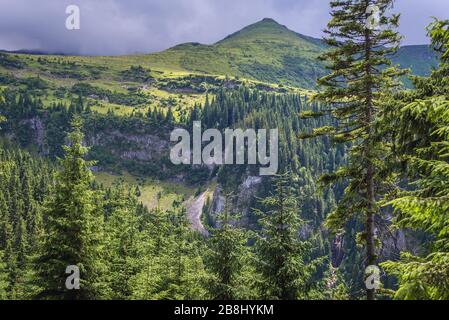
[364,10,377,300]
[366,164,376,301]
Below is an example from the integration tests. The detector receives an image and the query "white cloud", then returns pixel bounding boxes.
[0,0,444,55]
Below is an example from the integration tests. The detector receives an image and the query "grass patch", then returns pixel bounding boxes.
[94,171,195,210]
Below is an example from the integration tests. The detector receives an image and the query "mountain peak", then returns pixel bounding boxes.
[242,17,287,31]
[217,18,292,45]
[259,17,280,24]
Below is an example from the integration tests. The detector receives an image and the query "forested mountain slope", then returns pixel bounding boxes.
[0,15,446,300]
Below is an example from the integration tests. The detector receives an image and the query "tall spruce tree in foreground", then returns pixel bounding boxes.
[305,0,404,299]
[207,194,255,300]
[131,204,209,300]
[255,173,316,300]
[104,184,143,299]
[381,20,449,300]
[36,116,106,299]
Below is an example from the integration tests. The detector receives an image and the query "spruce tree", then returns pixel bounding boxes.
[255,173,315,300]
[131,204,208,300]
[104,184,143,299]
[207,194,255,300]
[36,116,107,299]
[381,19,449,300]
[305,0,405,299]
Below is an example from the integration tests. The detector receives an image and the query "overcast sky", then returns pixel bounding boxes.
[0,0,448,56]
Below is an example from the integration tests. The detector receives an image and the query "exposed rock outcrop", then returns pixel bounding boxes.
[20,117,48,154]
[186,192,209,236]
[85,130,170,162]
[209,175,263,226]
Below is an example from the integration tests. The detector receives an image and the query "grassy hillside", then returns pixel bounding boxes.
[94,171,195,210]
[135,18,439,88]
[0,17,440,144]
[2,19,322,120]
[0,18,439,108]
[152,18,328,88]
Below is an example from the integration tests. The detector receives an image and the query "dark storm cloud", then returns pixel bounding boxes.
[0,0,447,55]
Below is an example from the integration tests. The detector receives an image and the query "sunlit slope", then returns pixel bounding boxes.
[139,18,438,88]
[0,18,439,93]
[139,18,327,88]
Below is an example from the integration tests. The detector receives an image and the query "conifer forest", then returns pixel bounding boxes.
[0,0,448,303]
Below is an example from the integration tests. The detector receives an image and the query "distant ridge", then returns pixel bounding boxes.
[156,18,328,88]
[0,49,70,56]
[1,18,439,88]
[150,18,436,88]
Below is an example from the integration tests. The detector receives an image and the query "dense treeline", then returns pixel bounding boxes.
[0,0,448,301]
[0,118,345,299]
[301,0,449,300]
[189,87,346,226]
[0,88,199,181]
[0,123,206,299]
[379,19,449,299]
[0,141,54,298]
[187,86,353,293]
[191,88,345,174]
[0,88,173,156]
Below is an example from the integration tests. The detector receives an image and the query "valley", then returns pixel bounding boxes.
[0,13,447,300]
[0,18,438,211]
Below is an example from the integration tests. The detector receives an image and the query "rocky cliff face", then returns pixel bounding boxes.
[186,191,210,236]
[208,176,263,226]
[20,117,48,154]
[330,222,426,269]
[85,130,170,162]
[18,115,174,172]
